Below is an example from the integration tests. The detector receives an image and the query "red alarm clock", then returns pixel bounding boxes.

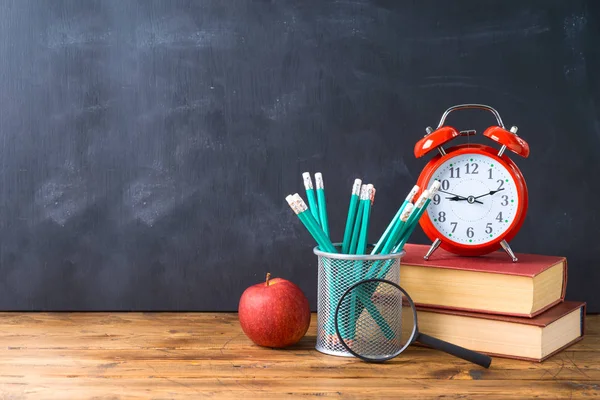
[414,104,530,262]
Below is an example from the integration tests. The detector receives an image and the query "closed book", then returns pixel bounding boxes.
[401,243,567,317]
[405,301,586,362]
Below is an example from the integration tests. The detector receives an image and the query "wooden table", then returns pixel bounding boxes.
[0,313,597,399]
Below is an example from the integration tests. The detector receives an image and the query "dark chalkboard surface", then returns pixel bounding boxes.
[0,0,598,311]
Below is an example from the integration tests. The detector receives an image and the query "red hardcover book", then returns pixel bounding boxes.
[412,301,586,362]
[400,243,567,317]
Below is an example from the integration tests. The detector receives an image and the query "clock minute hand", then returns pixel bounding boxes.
[474,188,505,199]
[438,190,467,200]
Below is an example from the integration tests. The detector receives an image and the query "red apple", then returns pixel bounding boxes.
[238,273,311,348]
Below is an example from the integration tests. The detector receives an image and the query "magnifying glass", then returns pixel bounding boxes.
[334,278,491,368]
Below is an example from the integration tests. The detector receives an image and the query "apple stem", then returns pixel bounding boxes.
[265,272,271,287]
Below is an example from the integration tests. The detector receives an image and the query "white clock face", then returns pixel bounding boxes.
[425,153,520,245]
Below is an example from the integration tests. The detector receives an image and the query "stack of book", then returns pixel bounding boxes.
[401,244,585,362]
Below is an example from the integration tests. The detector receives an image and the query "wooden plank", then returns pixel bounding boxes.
[0,378,598,399]
[0,313,597,399]
[0,349,598,381]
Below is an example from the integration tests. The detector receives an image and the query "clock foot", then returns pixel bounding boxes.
[424,238,442,260]
[500,240,518,262]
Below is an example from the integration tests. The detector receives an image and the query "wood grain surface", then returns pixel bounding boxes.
[0,313,598,399]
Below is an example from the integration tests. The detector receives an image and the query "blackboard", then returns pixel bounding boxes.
[0,0,598,311]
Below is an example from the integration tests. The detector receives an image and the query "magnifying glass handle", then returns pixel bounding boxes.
[417,333,492,368]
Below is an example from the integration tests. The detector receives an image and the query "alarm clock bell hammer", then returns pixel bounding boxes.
[414,104,530,262]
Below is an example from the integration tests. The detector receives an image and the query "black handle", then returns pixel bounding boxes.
[417,333,491,368]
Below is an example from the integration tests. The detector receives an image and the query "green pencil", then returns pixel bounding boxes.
[356,184,375,255]
[289,194,336,253]
[364,202,414,279]
[370,202,414,256]
[373,184,439,280]
[348,184,375,338]
[342,179,362,254]
[348,185,367,254]
[372,185,419,254]
[286,194,337,334]
[394,181,441,253]
[346,184,368,337]
[314,173,330,238]
[286,193,393,339]
[302,172,320,226]
[369,191,428,280]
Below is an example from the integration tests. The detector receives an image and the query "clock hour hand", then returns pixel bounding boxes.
[438,190,484,204]
[474,188,505,199]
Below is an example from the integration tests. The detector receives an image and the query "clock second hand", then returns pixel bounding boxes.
[438,190,484,205]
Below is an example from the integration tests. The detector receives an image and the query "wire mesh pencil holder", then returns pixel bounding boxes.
[313,244,404,357]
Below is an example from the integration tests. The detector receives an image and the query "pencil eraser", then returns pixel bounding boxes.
[429,180,441,195]
[416,190,430,208]
[292,193,309,212]
[286,194,301,214]
[352,179,362,195]
[406,185,420,202]
[360,184,369,200]
[315,173,324,189]
[401,203,414,221]
[302,172,313,189]
[370,187,376,204]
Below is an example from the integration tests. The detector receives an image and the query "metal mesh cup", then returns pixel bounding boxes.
[314,244,404,357]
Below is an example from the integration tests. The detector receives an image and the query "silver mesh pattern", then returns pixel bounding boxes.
[338,280,404,360]
[314,246,402,357]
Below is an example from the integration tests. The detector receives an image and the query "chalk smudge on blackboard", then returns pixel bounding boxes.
[413,24,549,44]
[50,101,113,123]
[46,16,111,49]
[233,192,301,253]
[563,13,587,83]
[122,168,197,227]
[262,90,303,121]
[134,15,237,50]
[34,163,91,226]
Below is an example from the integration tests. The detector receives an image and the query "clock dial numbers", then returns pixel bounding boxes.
[438,211,446,223]
[426,153,519,245]
[485,223,493,234]
[450,222,457,233]
[465,163,478,174]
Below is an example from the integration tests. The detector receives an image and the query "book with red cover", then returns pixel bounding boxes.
[400,243,567,317]
[415,301,586,362]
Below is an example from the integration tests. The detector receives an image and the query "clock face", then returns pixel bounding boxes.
[425,152,520,246]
